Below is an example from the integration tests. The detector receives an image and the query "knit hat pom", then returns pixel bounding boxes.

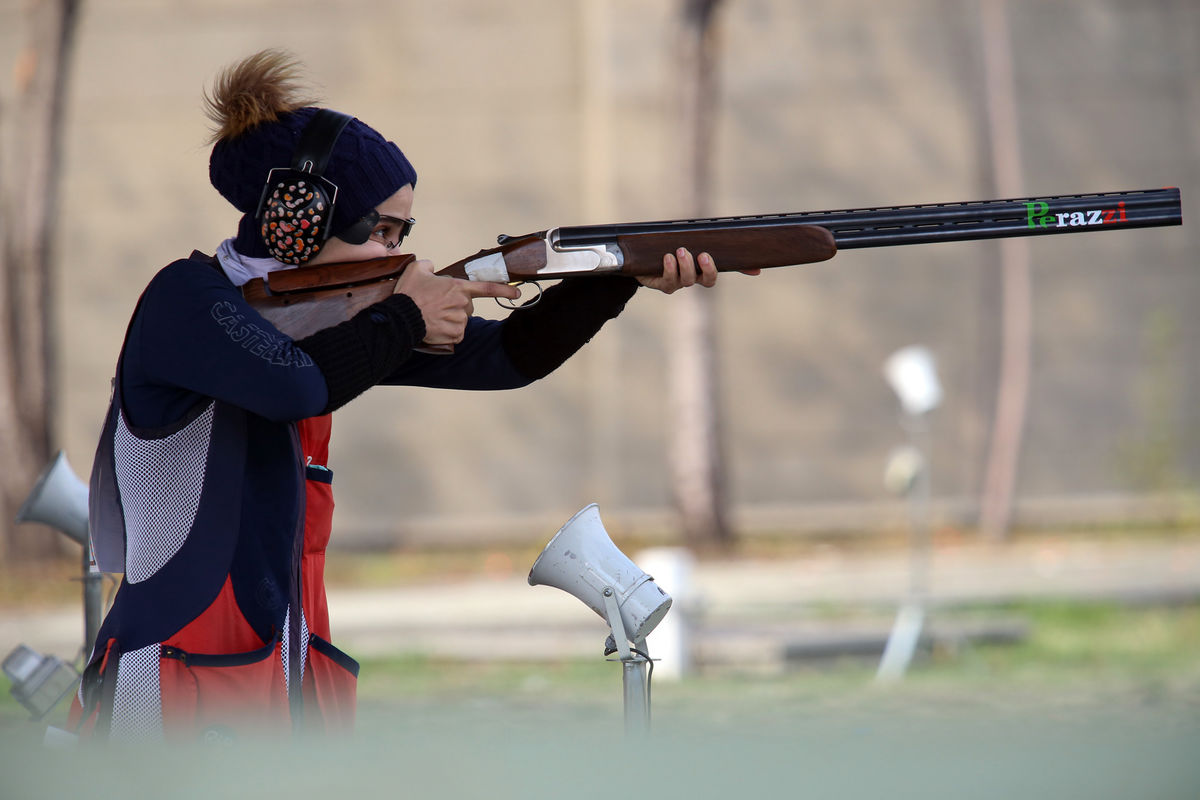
[203,49,314,144]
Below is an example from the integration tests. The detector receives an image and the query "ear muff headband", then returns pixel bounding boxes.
[257,110,353,264]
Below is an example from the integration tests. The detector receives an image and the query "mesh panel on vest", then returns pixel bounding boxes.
[109,644,163,742]
[114,404,216,583]
[280,608,311,697]
[301,611,309,684]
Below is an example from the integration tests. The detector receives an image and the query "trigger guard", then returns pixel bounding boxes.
[496,281,542,310]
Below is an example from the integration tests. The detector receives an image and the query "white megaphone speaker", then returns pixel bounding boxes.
[14,450,107,660]
[16,450,89,545]
[528,504,672,644]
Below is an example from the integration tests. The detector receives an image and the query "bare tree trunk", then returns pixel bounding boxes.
[669,0,733,552]
[0,0,82,563]
[976,0,1032,541]
[578,0,622,511]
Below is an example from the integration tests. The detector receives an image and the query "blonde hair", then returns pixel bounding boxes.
[202,49,318,143]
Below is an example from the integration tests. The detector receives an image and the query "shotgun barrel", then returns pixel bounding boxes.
[553,187,1182,251]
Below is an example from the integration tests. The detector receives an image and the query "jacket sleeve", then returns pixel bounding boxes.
[294,293,425,413]
[381,276,640,390]
[130,259,436,422]
[500,276,639,380]
[126,260,332,426]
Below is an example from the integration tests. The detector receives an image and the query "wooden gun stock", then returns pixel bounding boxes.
[242,254,415,339]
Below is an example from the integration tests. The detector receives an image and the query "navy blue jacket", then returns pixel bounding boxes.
[91,253,639,653]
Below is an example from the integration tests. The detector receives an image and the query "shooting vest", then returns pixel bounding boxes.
[72,272,356,743]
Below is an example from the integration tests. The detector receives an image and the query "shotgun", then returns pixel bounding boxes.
[244,187,1182,339]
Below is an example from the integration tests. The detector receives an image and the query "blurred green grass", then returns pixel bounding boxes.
[351,599,1200,719]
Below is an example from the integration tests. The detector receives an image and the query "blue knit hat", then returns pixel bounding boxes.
[209,106,417,258]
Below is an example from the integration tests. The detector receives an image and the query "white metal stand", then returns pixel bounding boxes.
[877,412,933,682]
[601,587,651,734]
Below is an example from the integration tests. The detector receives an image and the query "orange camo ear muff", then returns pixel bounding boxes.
[256,110,353,265]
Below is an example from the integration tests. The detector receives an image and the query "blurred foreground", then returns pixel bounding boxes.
[1,645,1197,800]
[2,529,1199,798]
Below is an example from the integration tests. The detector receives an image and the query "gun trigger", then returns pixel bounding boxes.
[496,233,514,245]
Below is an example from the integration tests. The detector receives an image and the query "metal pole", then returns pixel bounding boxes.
[81,547,103,659]
[603,589,651,734]
[877,411,933,682]
[907,413,933,608]
[622,656,649,734]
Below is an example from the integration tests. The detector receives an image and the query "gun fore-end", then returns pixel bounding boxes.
[614,224,837,276]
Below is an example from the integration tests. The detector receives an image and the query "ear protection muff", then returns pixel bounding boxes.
[257,109,374,264]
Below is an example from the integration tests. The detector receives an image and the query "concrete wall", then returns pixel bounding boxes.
[2,0,1197,545]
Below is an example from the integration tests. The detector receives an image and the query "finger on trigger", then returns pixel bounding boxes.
[470,281,521,299]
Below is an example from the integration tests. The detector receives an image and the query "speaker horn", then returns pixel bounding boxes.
[16,450,89,545]
[528,504,672,643]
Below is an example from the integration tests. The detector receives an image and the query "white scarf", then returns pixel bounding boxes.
[215,238,294,287]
